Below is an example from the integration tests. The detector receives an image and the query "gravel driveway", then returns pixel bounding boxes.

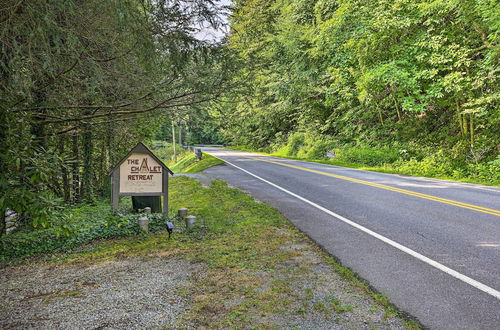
[0,258,204,329]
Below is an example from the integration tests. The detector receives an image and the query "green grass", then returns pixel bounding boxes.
[170,152,224,173]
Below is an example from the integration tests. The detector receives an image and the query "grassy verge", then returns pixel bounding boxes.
[31,176,419,329]
[170,152,224,173]
[226,146,500,186]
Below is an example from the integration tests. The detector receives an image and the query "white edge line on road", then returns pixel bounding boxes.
[213,155,500,301]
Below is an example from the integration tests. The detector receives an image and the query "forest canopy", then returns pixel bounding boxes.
[0,0,231,230]
[220,0,499,166]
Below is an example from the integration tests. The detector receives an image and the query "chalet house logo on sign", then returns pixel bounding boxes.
[127,157,162,181]
[119,153,163,193]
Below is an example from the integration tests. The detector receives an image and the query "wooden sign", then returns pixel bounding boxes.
[110,142,173,217]
[119,153,163,193]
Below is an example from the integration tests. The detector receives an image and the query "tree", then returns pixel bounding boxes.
[0,0,231,232]
[221,0,499,160]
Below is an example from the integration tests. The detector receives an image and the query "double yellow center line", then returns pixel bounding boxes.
[248,157,500,217]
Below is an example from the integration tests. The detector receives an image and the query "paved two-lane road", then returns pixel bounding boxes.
[201,148,500,329]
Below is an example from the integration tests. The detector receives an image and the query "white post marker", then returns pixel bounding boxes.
[185,215,196,229]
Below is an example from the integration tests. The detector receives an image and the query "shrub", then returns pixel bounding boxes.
[335,146,401,166]
[0,210,175,260]
[390,150,454,177]
[276,132,337,159]
[305,139,336,159]
[286,132,305,156]
[466,163,500,184]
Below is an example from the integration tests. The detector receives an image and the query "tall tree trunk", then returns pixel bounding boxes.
[106,117,115,168]
[81,116,94,203]
[98,137,106,198]
[59,136,70,202]
[456,100,464,136]
[392,95,402,122]
[470,114,474,147]
[458,114,464,136]
[100,120,114,200]
[71,134,80,203]
[0,102,7,236]
[377,107,384,125]
[30,90,47,149]
[172,121,176,161]
[178,123,182,147]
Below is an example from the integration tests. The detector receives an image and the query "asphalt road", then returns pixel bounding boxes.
[201,148,500,330]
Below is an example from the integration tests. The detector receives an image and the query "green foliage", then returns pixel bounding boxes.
[219,0,499,178]
[1,0,230,232]
[150,141,190,165]
[0,199,173,260]
[389,153,500,184]
[335,146,401,167]
[231,142,499,185]
[274,132,338,160]
[286,132,306,157]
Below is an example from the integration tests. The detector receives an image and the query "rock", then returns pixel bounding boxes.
[6,227,16,234]
[5,209,18,223]
[5,217,17,224]
[5,222,16,229]
[5,209,16,217]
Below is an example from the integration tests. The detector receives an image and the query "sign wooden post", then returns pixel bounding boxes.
[110,142,173,218]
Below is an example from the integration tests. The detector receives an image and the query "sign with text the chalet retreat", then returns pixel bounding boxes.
[110,142,173,217]
[120,153,163,193]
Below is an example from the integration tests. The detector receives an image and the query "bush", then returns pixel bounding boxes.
[389,150,454,177]
[0,208,175,260]
[286,132,306,156]
[466,163,500,184]
[386,151,500,184]
[305,139,336,159]
[275,132,337,159]
[335,146,401,166]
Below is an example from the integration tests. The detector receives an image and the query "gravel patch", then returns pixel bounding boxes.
[0,258,204,329]
[263,242,406,329]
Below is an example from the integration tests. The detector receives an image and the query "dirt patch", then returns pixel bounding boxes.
[0,257,204,329]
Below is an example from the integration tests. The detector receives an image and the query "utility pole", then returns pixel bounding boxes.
[178,122,182,147]
[171,121,176,162]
